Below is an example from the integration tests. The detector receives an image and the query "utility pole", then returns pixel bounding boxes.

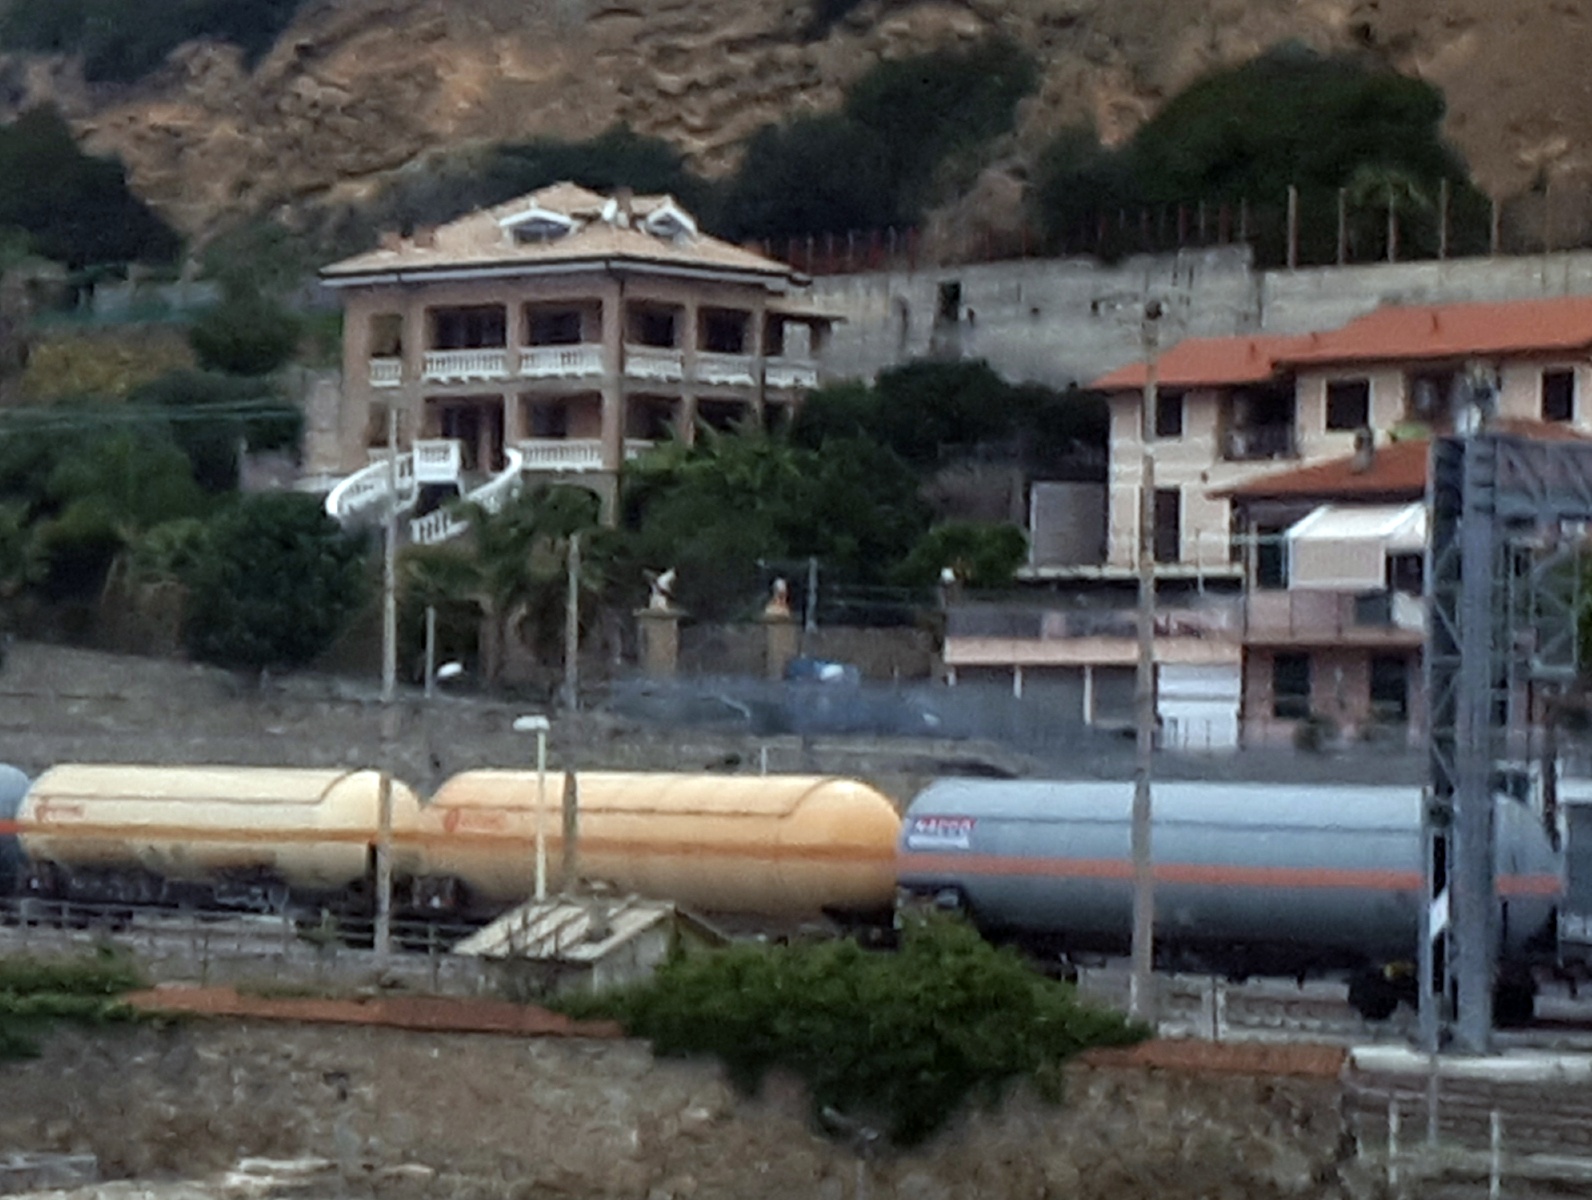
[1130,300,1163,1026]
[381,401,399,704]
[562,532,581,711]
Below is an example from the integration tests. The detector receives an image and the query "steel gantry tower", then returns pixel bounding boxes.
[1423,431,1592,1052]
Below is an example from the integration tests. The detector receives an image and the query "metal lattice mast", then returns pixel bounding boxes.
[1423,432,1592,1052]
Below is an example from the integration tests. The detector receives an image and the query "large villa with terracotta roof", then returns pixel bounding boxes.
[318,183,833,537]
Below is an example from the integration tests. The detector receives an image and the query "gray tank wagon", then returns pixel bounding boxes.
[0,765,29,895]
[897,780,1562,1021]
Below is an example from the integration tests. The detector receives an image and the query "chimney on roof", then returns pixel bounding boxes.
[1351,428,1375,474]
[615,187,634,228]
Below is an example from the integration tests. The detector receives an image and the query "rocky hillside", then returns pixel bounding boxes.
[0,0,1585,240]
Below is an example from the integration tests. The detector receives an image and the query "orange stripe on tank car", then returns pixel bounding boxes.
[901,851,1459,892]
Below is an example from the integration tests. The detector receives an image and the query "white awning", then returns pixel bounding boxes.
[1285,502,1427,591]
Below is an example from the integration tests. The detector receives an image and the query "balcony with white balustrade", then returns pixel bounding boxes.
[520,344,604,380]
[517,438,655,473]
[764,359,819,390]
[694,352,757,387]
[423,348,510,383]
[623,345,684,383]
[369,357,403,388]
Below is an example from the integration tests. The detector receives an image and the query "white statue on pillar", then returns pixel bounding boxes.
[646,567,677,612]
[764,577,792,618]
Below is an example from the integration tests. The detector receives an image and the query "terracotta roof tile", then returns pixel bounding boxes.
[1218,421,1589,499]
[322,182,799,283]
[1092,333,1314,391]
[1278,296,1592,366]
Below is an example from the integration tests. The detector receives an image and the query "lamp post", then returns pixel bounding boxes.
[381,399,400,704]
[1130,299,1163,1027]
[514,714,551,900]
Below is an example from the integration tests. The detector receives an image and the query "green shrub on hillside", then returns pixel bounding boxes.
[559,915,1146,1146]
[0,0,306,82]
[0,107,179,268]
[0,949,146,1061]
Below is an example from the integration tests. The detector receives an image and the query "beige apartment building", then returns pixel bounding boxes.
[319,183,832,531]
[1087,296,1592,579]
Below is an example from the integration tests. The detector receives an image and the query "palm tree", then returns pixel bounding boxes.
[401,485,605,685]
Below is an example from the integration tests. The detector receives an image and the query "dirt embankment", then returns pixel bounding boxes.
[0,1016,1366,1200]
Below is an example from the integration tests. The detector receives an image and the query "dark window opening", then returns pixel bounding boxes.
[700,309,748,354]
[698,399,745,433]
[1325,379,1371,431]
[1407,370,1456,423]
[369,313,403,357]
[1389,552,1424,595]
[1272,652,1311,720]
[528,310,583,346]
[1223,387,1295,460]
[1543,369,1576,422]
[430,306,506,350]
[528,403,568,439]
[1154,391,1184,439]
[631,400,675,441]
[630,308,677,348]
[1370,654,1409,724]
[1153,488,1181,564]
[1255,525,1287,589]
[763,318,786,358]
[936,281,962,324]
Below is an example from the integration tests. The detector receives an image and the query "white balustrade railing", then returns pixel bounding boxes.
[624,439,655,461]
[413,439,462,484]
[423,348,509,382]
[519,438,604,472]
[520,344,603,379]
[369,357,403,388]
[695,351,756,386]
[410,448,524,545]
[624,344,684,382]
[765,359,819,390]
[324,451,417,524]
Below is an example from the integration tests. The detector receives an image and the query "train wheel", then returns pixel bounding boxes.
[1348,971,1400,1021]
[1493,979,1536,1028]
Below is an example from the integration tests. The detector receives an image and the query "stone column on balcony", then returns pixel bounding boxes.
[748,300,767,425]
[676,393,698,445]
[401,302,428,447]
[600,279,625,480]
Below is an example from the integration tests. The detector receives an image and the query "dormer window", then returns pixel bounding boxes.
[499,204,576,244]
[643,200,697,241]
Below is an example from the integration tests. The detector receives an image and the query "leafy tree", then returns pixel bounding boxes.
[723,37,1039,240]
[183,493,371,672]
[0,107,179,268]
[718,116,900,240]
[0,0,307,83]
[895,522,1028,589]
[187,289,303,377]
[129,369,303,492]
[561,914,1145,1147]
[1032,46,1490,264]
[622,427,930,619]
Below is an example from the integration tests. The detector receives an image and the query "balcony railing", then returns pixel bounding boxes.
[413,439,462,484]
[517,438,655,473]
[1222,425,1296,461]
[521,345,603,379]
[1244,588,1425,641]
[947,599,1241,642]
[624,345,685,383]
[766,359,819,390]
[423,348,509,383]
[369,357,403,388]
[695,351,756,387]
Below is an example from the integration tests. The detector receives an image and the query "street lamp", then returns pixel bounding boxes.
[514,714,551,900]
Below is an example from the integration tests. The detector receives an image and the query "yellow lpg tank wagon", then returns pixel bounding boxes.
[414,770,903,922]
[17,764,424,912]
